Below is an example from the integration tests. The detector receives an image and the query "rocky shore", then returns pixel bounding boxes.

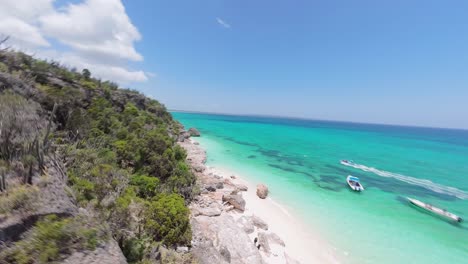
[179,137,301,264]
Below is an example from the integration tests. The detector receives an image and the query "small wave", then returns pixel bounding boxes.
[341,161,468,200]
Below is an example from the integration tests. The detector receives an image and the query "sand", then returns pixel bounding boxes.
[206,166,342,264]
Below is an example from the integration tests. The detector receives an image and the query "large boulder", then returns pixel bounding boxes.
[257,232,271,255]
[257,231,286,257]
[194,165,206,173]
[256,184,269,199]
[252,215,268,230]
[188,127,201,137]
[222,194,246,212]
[191,215,263,264]
[235,184,248,192]
[205,185,216,192]
[193,203,222,217]
[236,216,255,234]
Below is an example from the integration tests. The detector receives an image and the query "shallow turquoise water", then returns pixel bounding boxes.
[173,112,468,264]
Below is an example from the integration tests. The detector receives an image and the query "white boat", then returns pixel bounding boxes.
[347,175,364,191]
[340,159,352,165]
[407,197,462,223]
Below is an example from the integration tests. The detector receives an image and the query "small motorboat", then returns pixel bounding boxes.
[340,160,355,166]
[407,197,462,223]
[347,175,364,191]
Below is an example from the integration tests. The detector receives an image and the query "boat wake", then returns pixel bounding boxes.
[341,161,468,200]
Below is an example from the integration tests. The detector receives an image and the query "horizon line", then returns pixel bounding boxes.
[169,109,468,132]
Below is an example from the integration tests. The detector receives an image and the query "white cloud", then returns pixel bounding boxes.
[216,17,231,29]
[0,0,54,22]
[0,17,50,48]
[0,0,147,84]
[40,0,143,62]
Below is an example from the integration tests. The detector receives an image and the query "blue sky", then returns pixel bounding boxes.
[122,0,468,129]
[3,1,467,129]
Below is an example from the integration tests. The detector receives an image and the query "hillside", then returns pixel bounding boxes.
[0,50,198,263]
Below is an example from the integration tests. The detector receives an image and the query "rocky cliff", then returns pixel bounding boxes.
[0,50,197,263]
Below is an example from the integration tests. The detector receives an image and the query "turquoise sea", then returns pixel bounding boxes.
[172,112,468,264]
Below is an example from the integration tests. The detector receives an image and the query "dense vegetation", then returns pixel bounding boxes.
[0,50,197,263]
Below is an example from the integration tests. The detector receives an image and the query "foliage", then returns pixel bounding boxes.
[0,50,196,262]
[121,236,151,263]
[82,68,91,80]
[130,174,160,199]
[0,185,38,214]
[0,215,102,264]
[144,193,191,246]
[0,92,45,161]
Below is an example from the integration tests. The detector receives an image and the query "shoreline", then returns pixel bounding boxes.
[179,136,341,264]
[210,166,341,264]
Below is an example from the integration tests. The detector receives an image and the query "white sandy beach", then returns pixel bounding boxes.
[182,136,342,264]
[208,166,342,264]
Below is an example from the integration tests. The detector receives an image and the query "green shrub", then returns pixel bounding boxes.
[0,185,38,214]
[144,193,191,246]
[130,175,160,198]
[81,80,97,90]
[165,162,196,199]
[0,61,8,72]
[69,173,96,202]
[121,237,151,263]
[173,145,187,161]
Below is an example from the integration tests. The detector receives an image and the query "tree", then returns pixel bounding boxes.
[0,35,10,52]
[82,68,91,80]
[22,154,36,184]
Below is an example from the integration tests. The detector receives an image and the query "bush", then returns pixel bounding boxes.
[130,175,160,199]
[121,237,150,263]
[0,185,38,214]
[0,215,103,263]
[144,193,191,246]
[69,173,96,203]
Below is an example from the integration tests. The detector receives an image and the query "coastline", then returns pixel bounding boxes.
[179,136,341,264]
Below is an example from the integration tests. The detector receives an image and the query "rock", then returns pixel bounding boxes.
[230,175,236,179]
[215,182,224,189]
[63,238,127,264]
[257,232,271,255]
[219,245,231,263]
[206,185,216,192]
[235,184,248,192]
[236,216,254,234]
[256,232,286,257]
[194,165,206,173]
[188,127,201,137]
[267,232,285,247]
[193,204,222,217]
[256,184,269,199]
[252,215,268,230]
[191,215,263,264]
[222,194,246,212]
[153,245,196,263]
[46,76,68,88]
[194,141,200,145]
[0,158,78,243]
[176,246,189,253]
